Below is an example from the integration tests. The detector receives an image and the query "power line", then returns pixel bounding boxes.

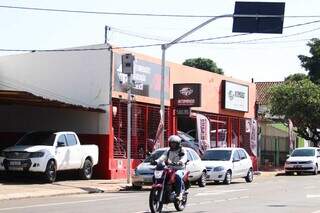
[1,4,320,19]
[0,20,319,52]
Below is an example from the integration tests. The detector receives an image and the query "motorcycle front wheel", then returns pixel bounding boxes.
[174,193,188,211]
[149,188,163,213]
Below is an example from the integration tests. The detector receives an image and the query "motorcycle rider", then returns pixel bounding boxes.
[156,135,187,201]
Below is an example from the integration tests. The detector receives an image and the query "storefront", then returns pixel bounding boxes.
[0,43,257,179]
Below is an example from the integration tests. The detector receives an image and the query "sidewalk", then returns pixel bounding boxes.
[0,179,129,201]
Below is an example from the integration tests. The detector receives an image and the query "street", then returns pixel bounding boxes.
[1,174,320,213]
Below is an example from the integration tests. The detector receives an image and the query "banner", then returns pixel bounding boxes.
[250,119,258,157]
[153,110,164,151]
[196,114,211,154]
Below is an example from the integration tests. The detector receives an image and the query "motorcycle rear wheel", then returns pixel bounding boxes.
[174,193,188,211]
[149,188,163,213]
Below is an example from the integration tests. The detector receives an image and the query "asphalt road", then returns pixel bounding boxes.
[1,174,320,213]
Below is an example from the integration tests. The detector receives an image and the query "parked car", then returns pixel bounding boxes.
[0,131,99,182]
[132,147,207,190]
[203,148,253,185]
[284,147,320,175]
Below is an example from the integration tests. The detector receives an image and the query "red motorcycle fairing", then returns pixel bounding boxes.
[183,171,190,183]
[167,169,176,184]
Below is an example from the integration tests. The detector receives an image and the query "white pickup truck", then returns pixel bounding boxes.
[0,131,99,182]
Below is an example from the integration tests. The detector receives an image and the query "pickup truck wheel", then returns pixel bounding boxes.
[80,159,93,180]
[44,160,56,183]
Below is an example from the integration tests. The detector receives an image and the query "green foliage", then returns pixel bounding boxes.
[298,38,320,84]
[182,58,224,74]
[284,73,309,82]
[269,79,320,146]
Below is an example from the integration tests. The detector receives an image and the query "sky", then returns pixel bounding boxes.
[0,0,319,82]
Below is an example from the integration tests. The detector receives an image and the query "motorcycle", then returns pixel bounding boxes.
[149,161,190,213]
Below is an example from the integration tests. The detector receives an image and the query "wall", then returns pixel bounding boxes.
[0,44,112,110]
[169,63,256,119]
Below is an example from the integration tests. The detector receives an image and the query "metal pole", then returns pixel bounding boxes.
[159,14,233,147]
[160,44,166,147]
[127,74,132,184]
[105,26,110,44]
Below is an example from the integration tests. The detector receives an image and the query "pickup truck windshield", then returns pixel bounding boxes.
[202,150,232,161]
[16,132,55,146]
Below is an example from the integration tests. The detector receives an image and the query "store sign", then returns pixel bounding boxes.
[173,83,201,107]
[114,54,170,99]
[223,80,249,112]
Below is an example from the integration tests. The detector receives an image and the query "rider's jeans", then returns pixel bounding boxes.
[175,170,185,195]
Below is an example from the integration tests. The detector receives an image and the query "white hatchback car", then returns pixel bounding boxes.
[285,147,320,175]
[202,148,253,185]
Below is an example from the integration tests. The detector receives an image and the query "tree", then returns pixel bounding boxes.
[183,58,224,74]
[298,38,320,84]
[284,73,309,82]
[269,79,320,147]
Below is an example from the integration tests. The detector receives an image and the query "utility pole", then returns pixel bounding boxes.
[122,53,135,184]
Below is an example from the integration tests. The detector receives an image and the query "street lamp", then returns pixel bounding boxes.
[159,1,285,147]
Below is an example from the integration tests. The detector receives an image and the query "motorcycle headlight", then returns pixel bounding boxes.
[214,166,225,172]
[29,152,45,158]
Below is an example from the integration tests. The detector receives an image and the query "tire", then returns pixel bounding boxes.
[198,171,206,187]
[245,168,253,183]
[223,170,232,185]
[174,193,188,211]
[149,188,163,213]
[285,171,293,176]
[132,184,142,190]
[44,160,56,183]
[313,165,318,175]
[80,159,93,180]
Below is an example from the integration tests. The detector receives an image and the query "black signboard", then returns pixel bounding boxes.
[233,2,285,34]
[173,83,201,107]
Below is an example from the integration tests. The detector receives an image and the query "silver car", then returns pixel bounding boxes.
[132,147,207,189]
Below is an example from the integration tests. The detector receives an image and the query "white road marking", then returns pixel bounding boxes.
[199,201,212,205]
[307,194,320,198]
[0,196,133,211]
[195,188,248,196]
[214,199,226,203]
[228,197,239,201]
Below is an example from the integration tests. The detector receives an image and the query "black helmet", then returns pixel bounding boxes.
[168,135,181,151]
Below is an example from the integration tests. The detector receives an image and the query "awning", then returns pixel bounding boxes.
[0,90,105,113]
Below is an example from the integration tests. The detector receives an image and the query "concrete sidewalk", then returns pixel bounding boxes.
[0,179,129,201]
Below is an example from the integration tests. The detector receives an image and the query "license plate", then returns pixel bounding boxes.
[294,165,302,168]
[8,167,23,171]
[9,161,21,166]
